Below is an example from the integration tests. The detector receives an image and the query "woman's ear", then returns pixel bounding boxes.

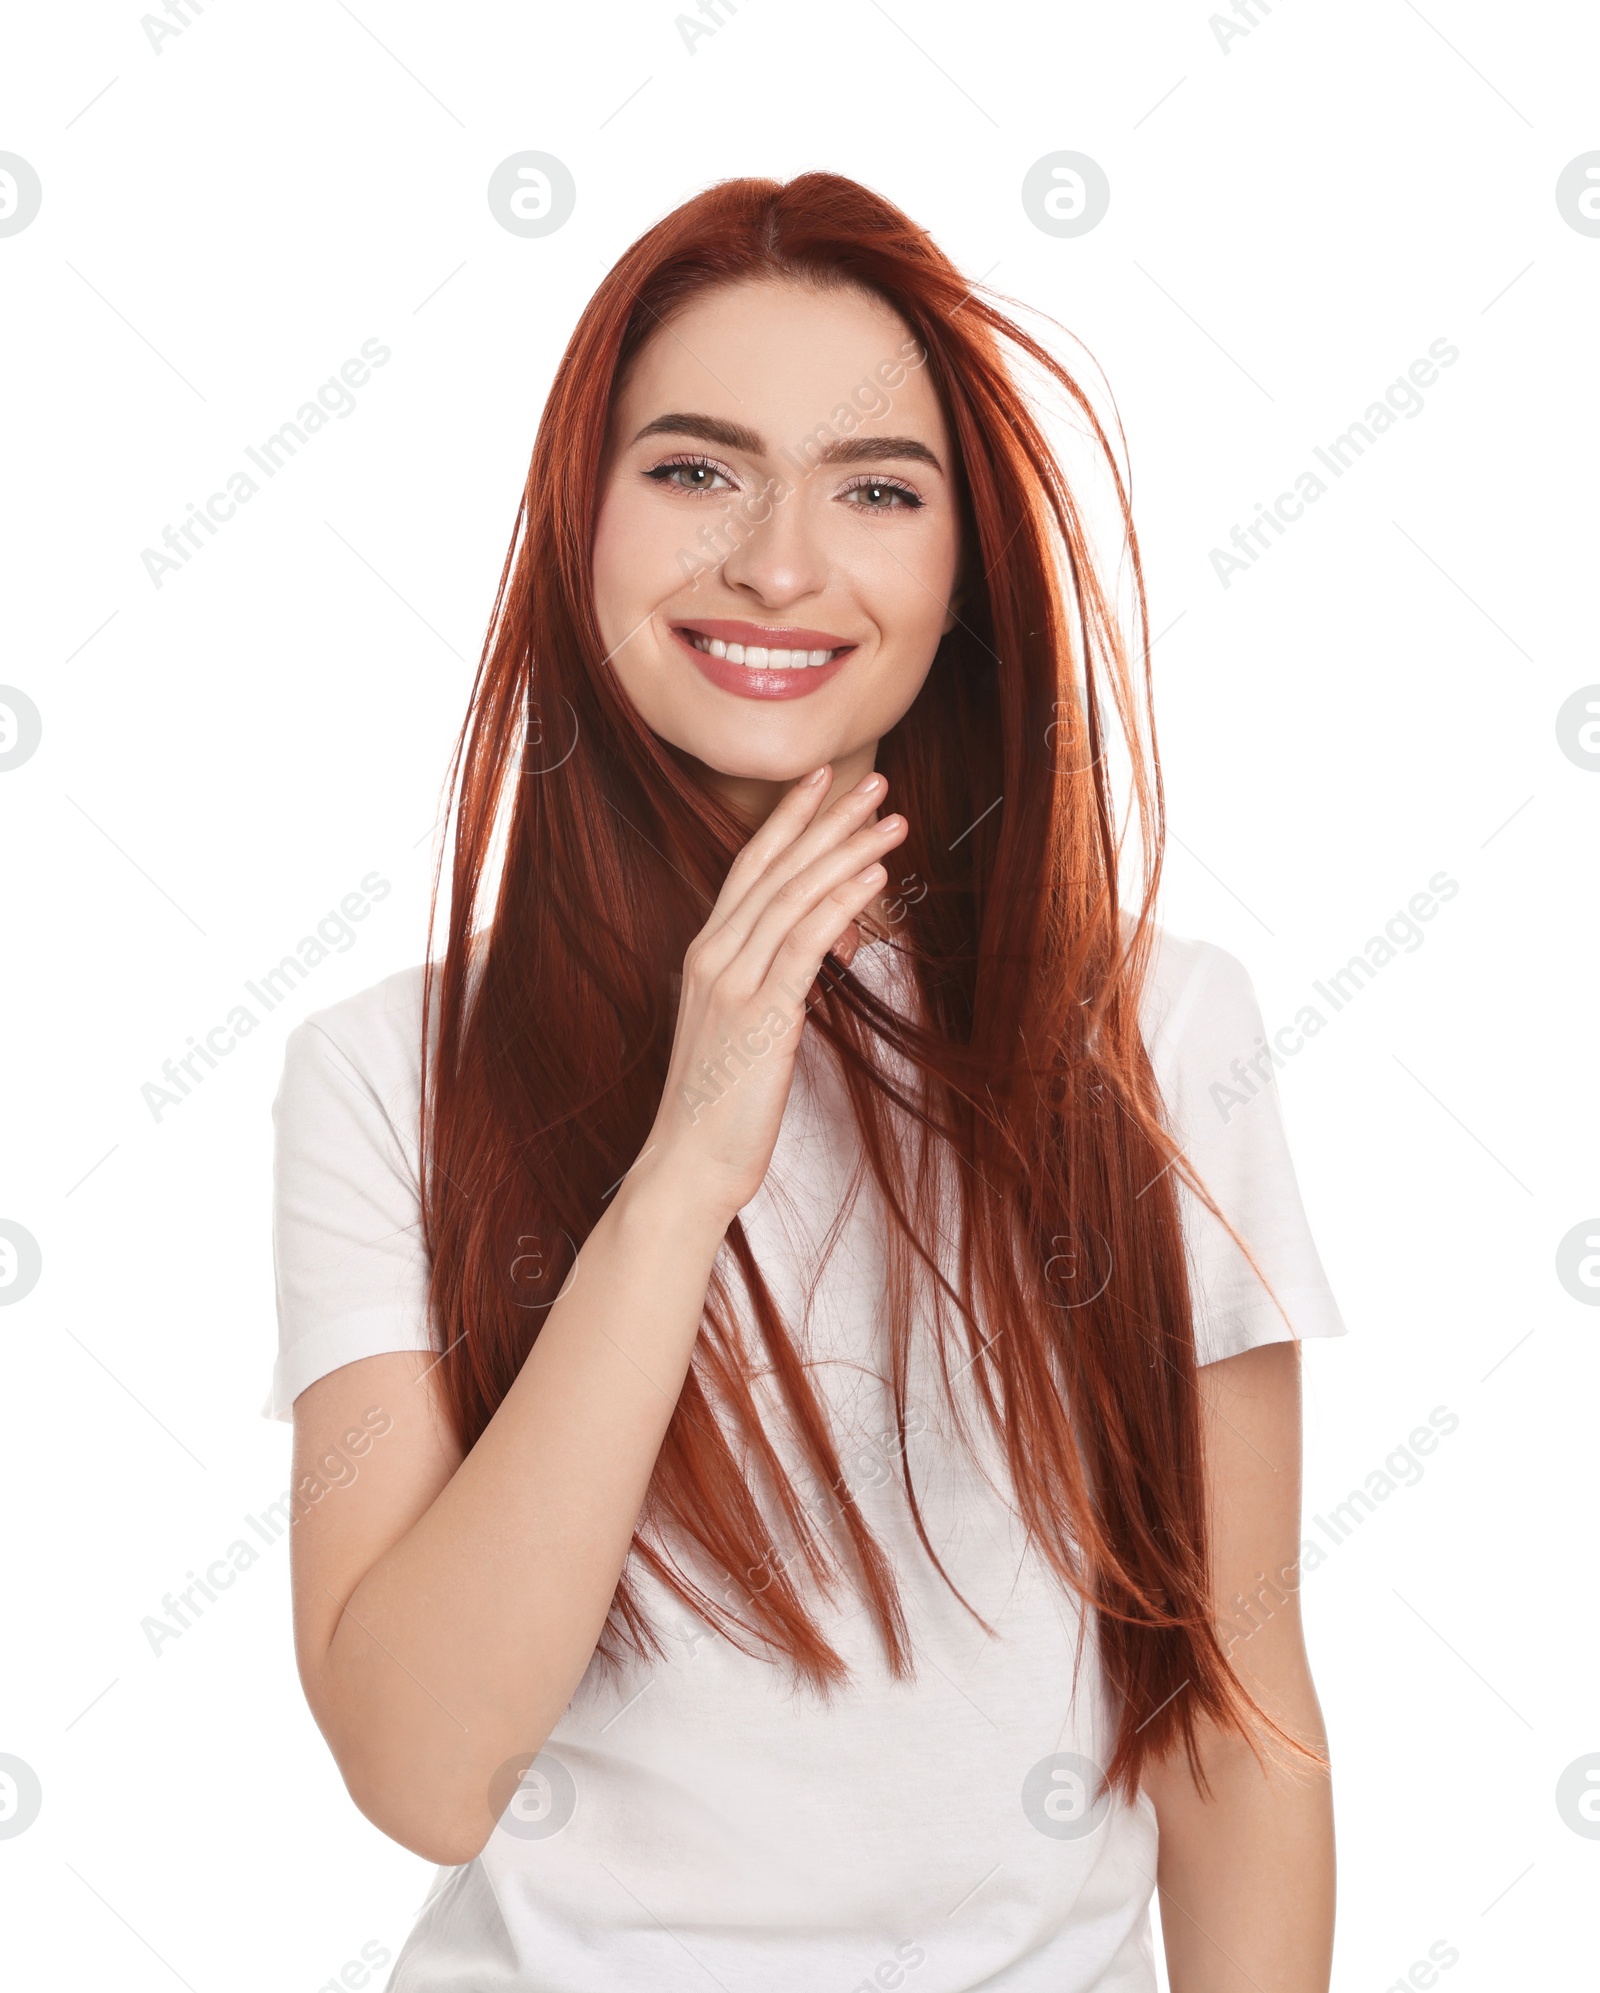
[941,586,963,636]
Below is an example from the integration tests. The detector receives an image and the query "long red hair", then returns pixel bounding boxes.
[419,171,1314,1800]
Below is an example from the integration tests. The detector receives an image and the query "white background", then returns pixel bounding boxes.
[2,1,1596,1986]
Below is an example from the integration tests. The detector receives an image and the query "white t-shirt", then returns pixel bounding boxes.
[266,925,1346,1993]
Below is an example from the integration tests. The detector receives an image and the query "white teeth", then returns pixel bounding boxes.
[685,632,844,668]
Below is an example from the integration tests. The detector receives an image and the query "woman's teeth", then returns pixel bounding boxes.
[687,633,840,669]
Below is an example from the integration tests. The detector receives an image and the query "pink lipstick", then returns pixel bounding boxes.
[672,619,858,702]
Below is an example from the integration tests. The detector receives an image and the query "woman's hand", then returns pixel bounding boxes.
[635,764,907,1223]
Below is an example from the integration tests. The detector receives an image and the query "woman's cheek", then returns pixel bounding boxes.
[877,562,957,666]
[589,491,638,639]
[614,488,726,603]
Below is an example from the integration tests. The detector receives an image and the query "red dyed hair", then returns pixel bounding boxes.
[419,171,1316,1800]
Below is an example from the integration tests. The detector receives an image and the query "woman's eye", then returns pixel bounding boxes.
[647,459,734,495]
[841,479,922,511]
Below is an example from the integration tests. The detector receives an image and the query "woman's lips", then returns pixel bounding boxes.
[671,620,858,701]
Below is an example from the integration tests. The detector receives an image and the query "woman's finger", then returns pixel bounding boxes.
[713,777,890,953]
[726,814,905,993]
[710,766,832,916]
[758,863,889,1011]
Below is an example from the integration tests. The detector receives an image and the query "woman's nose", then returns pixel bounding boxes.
[718,475,828,606]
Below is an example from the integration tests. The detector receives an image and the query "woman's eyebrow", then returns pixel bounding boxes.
[631,411,944,474]
[813,435,943,472]
[631,412,764,453]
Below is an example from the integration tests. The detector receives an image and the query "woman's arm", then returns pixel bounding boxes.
[1143,1338,1336,1992]
[289,1181,727,1867]
[286,768,906,1867]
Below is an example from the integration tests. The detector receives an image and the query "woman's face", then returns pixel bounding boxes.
[592,276,962,819]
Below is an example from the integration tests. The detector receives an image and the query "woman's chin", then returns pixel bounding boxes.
[663,737,819,784]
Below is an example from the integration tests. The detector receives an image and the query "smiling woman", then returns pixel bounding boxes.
[593,278,961,780]
[267,172,1346,1992]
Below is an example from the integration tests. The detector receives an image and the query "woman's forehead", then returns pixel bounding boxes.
[611,277,944,449]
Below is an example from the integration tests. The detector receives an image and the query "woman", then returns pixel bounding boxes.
[268,172,1346,1991]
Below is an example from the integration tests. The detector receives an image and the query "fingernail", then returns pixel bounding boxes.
[852,772,882,795]
[806,766,829,787]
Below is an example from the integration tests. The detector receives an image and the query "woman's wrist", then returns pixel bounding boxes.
[608,1144,739,1255]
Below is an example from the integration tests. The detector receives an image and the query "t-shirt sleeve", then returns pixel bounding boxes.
[1144,937,1348,1368]
[263,1001,436,1422]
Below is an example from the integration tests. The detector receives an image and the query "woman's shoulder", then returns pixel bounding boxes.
[312,961,428,1024]
[1129,914,1259,1055]
[276,962,433,1132]
[275,937,494,1149]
